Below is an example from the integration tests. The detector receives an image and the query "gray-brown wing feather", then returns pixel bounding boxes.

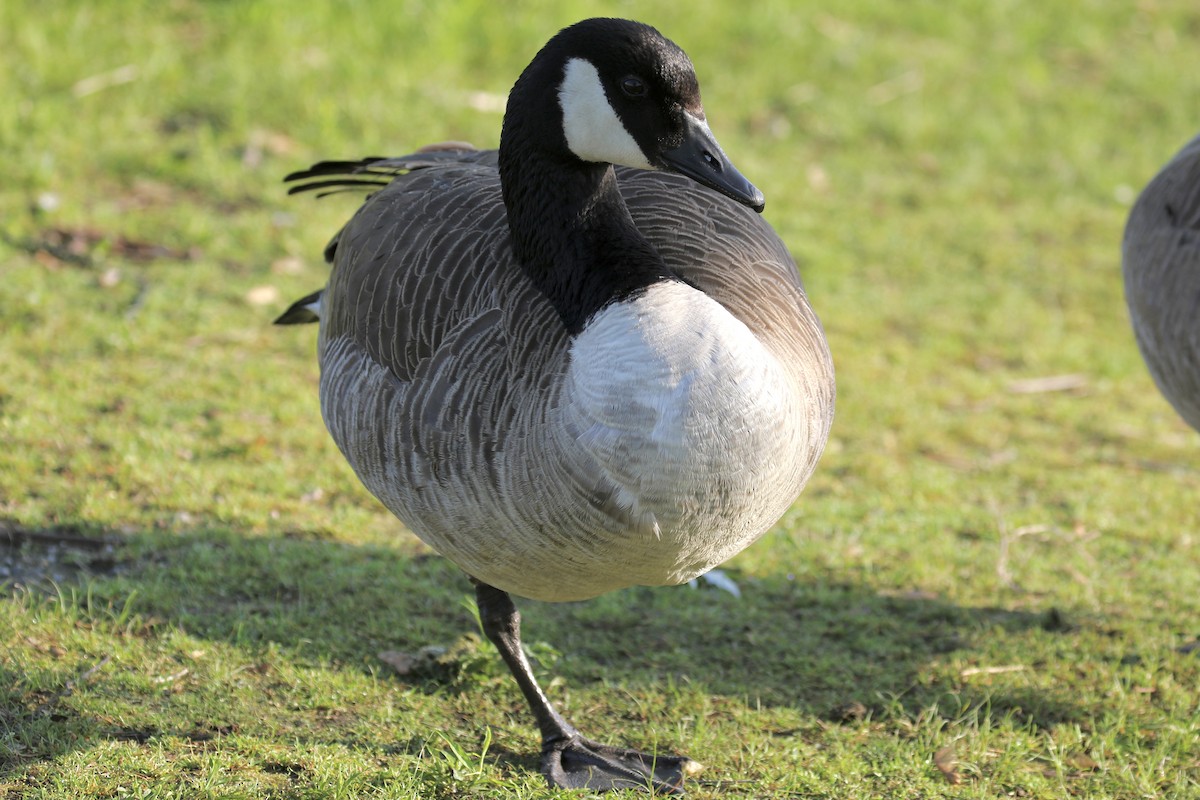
[320,160,514,382]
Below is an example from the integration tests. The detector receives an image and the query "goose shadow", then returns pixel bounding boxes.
[1,520,1087,778]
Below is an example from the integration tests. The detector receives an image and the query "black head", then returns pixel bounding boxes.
[503,18,764,212]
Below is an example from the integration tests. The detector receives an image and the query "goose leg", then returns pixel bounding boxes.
[472,579,698,794]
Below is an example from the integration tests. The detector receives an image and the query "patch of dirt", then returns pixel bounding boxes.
[3,227,199,269]
[0,521,122,589]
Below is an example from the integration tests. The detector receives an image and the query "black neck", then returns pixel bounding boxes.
[499,134,673,334]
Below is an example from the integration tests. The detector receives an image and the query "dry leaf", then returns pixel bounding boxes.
[245,285,281,306]
[1067,753,1099,771]
[832,700,869,722]
[1006,374,1088,394]
[960,664,1028,678]
[271,256,305,275]
[379,645,450,677]
[378,650,417,675]
[72,64,139,97]
[933,745,963,785]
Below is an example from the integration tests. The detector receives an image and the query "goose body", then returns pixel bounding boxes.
[281,18,833,792]
[311,154,830,602]
[1123,133,1200,432]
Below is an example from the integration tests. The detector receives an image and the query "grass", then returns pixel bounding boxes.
[2,0,1199,797]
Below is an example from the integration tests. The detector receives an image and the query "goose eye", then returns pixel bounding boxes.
[620,76,647,97]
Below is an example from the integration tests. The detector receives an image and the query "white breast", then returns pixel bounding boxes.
[556,280,808,587]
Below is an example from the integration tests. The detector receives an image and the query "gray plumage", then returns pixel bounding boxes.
[300,150,834,601]
[1123,133,1200,432]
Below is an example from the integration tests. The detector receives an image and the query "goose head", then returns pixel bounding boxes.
[501,18,765,212]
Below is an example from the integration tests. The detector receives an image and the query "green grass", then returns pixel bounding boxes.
[3,0,1199,797]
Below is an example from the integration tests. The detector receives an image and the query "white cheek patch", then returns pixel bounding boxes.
[558,58,654,170]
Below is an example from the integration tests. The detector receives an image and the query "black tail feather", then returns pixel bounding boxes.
[286,178,392,196]
[283,158,391,182]
[274,290,323,325]
[283,148,492,198]
[284,157,401,197]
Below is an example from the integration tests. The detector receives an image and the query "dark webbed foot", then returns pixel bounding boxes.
[543,733,700,793]
[472,579,699,794]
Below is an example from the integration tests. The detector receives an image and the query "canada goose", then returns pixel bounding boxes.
[1123,133,1200,433]
[278,18,835,793]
